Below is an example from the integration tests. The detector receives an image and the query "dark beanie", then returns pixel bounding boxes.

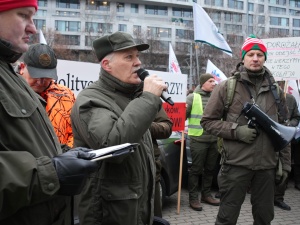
[200,73,214,87]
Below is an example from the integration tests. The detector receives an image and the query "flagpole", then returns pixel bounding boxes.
[190,42,194,89]
[195,42,200,79]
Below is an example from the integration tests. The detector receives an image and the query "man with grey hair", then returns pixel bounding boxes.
[71,31,168,225]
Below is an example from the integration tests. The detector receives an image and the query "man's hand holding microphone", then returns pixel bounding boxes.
[137,68,174,106]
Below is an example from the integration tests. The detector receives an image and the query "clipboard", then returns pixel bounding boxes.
[90,143,139,161]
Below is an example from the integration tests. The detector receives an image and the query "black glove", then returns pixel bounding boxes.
[52,147,98,196]
[236,125,258,144]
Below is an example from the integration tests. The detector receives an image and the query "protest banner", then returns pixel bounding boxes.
[263,37,300,80]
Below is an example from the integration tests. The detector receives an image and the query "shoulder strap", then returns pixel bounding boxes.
[225,76,237,112]
[265,75,287,121]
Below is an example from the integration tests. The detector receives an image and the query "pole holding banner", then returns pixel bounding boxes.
[177,131,185,214]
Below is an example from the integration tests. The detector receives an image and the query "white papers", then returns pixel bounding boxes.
[90,143,139,161]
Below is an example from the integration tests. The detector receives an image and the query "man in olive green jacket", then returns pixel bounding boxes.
[0,2,97,225]
[71,32,168,225]
[201,35,288,225]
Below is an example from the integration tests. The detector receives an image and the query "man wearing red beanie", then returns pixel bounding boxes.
[201,35,289,225]
[0,1,98,225]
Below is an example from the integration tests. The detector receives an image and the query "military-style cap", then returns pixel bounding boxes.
[23,43,58,80]
[93,31,149,61]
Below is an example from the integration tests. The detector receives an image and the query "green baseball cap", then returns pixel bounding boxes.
[23,43,58,80]
[93,31,149,61]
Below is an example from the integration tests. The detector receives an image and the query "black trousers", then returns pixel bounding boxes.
[216,165,275,225]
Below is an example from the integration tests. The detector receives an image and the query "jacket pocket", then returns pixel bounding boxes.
[101,181,143,224]
[0,92,38,118]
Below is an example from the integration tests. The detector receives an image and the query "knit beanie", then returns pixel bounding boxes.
[200,73,214,87]
[0,0,38,12]
[241,34,267,60]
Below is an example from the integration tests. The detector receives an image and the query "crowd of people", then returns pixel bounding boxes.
[1,1,299,225]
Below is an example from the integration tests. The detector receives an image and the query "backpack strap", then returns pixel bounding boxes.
[265,75,287,121]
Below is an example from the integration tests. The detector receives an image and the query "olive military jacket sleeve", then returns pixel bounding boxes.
[0,61,62,220]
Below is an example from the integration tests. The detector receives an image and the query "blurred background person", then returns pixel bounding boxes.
[17,43,75,149]
[150,109,173,218]
[186,73,220,211]
[274,87,300,210]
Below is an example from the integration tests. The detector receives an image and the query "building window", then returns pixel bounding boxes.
[55,20,81,32]
[133,25,142,36]
[38,0,48,7]
[290,0,300,8]
[292,30,300,36]
[86,0,110,11]
[248,15,253,25]
[56,11,80,17]
[147,27,171,38]
[225,13,242,22]
[172,7,193,18]
[293,19,300,27]
[258,16,265,24]
[34,19,46,31]
[145,5,168,16]
[204,0,224,7]
[85,36,98,46]
[176,29,193,39]
[269,6,286,14]
[269,28,289,36]
[290,9,300,16]
[258,4,264,13]
[211,12,221,21]
[117,2,125,12]
[85,22,112,33]
[56,0,80,9]
[270,17,289,26]
[269,0,286,6]
[57,35,80,45]
[118,24,127,32]
[228,0,244,10]
[131,4,138,13]
[224,24,242,32]
[36,9,47,16]
[227,35,244,44]
[248,3,254,11]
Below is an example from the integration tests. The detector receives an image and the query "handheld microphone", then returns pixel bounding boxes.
[136,68,174,106]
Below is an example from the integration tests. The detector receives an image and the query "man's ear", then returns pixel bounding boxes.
[101,59,111,71]
[18,62,26,75]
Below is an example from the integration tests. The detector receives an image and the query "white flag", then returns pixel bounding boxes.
[206,60,227,84]
[39,29,47,45]
[287,80,300,112]
[193,3,232,56]
[168,43,182,74]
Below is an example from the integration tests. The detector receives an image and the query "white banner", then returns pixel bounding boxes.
[56,60,187,102]
[262,37,300,80]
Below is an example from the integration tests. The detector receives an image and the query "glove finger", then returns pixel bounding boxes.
[77,151,96,160]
